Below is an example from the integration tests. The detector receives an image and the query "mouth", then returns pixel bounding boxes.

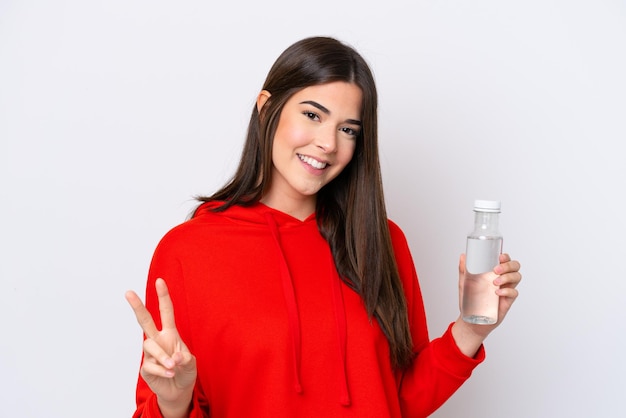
[298,154,328,170]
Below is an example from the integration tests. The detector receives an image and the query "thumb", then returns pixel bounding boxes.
[458,253,466,275]
[458,254,466,312]
[171,341,194,368]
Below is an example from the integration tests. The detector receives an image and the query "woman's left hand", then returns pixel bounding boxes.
[453,253,522,356]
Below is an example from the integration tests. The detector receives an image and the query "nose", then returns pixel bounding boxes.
[314,126,338,153]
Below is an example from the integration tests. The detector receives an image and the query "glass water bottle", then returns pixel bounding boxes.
[462,200,503,325]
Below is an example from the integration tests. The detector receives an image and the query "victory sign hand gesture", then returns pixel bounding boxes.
[126,278,197,417]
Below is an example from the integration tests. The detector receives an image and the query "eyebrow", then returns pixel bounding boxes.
[299,100,362,126]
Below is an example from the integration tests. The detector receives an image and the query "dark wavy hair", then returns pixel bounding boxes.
[198,36,413,369]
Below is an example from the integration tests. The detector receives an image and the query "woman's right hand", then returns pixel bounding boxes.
[126,278,197,418]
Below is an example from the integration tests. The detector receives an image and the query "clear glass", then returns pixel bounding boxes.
[462,210,502,325]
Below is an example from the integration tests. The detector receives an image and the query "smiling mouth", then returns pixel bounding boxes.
[298,154,328,169]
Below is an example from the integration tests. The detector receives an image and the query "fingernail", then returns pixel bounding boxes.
[164,358,175,369]
[165,370,175,377]
[494,265,502,274]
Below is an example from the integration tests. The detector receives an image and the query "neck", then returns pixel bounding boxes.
[260,194,316,221]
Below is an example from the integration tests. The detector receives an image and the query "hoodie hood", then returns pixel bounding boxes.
[194,200,316,227]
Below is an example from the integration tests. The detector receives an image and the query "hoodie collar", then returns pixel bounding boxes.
[196,201,316,227]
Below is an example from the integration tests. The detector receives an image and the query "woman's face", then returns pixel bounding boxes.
[262,81,362,213]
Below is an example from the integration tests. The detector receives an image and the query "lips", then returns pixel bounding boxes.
[297,154,328,169]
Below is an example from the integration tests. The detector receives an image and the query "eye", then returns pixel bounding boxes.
[303,111,320,121]
[340,126,359,137]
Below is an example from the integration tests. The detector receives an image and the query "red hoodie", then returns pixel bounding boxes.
[132,201,484,417]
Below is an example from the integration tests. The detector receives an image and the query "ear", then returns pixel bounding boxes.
[256,90,271,113]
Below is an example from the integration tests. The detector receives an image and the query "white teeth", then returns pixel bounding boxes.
[298,154,327,169]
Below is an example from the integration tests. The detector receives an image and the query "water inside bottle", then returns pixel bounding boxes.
[462,236,502,324]
[462,271,499,324]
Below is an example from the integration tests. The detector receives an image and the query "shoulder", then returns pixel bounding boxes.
[386,218,419,280]
[152,206,229,254]
[387,218,404,237]
[153,201,270,255]
[387,219,411,254]
[387,218,412,257]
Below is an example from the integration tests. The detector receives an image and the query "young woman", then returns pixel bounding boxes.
[126,36,522,418]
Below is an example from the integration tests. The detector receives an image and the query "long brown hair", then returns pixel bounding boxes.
[198,37,414,369]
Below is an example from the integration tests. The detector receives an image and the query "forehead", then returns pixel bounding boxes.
[289,82,363,117]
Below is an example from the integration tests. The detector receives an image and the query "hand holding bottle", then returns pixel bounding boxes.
[454,252,522,357]
[126,278,197,418]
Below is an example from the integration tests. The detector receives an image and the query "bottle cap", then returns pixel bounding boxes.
[473,199,501,213]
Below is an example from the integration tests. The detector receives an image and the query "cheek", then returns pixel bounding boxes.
[274,120,310,149]
[338,141,357,165]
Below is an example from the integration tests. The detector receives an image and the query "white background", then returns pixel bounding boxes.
[1,1,625,417]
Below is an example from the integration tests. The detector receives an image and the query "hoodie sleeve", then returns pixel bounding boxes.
[132,226,211,418]
[388,221,485,418]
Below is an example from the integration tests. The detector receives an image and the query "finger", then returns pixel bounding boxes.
[457,254,466,312]
[458,254,466,275]
[494,259,521,275]
[155,278,177,331]
[496,287,519,299]
[143,338,176,370]
[499,253,511,263]
[125,290,159,338]
[141,358,176,379]
[171,348,194,368]
[495,270,522,287]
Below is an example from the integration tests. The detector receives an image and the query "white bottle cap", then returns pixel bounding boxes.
[474,199,501,213]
